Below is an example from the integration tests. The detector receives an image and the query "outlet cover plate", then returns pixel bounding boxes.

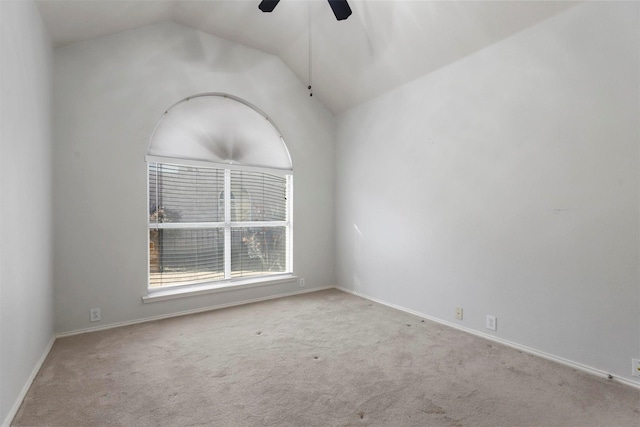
[486,315,497,331]
[633,359,640,377]
[299,278,305,287]
[455,307,463,320]
[90,308,101,322]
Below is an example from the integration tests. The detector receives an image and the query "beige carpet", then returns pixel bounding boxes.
[13,289,640,426]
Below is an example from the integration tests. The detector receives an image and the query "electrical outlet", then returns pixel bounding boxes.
[455,307,463,320]
[90,308,101,322]
[299,277,305,287]
[486,315,497,331]
[633,359,640,377]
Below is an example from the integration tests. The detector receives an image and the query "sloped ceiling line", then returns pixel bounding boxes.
[36,0,579,115]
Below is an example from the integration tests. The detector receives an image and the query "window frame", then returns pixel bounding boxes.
[146,157,294,295]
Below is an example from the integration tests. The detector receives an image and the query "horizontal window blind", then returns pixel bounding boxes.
[149,162,291,288]
[149,163,224,224]
[230,227,287,279]
[230,170,287,222]
[149,229,224,288]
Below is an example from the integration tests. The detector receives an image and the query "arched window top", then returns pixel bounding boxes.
[146,93,292,172]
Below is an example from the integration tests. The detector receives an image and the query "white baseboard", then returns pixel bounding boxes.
[335,286,640,391]
[2,335,56,427]
[57,286,334,338]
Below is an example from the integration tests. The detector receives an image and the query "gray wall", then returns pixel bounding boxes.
[336,2,639,384]
[0,1,54,423]
[53,22,336,333]
[3,4,638,421]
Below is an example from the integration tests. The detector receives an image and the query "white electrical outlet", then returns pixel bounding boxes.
[633,359,640,377]
[455,307,463,320]
[90,308,101,322]
[486,315,497,331]
[299,277,305,287]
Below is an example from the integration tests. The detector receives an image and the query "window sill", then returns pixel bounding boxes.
[142,274,298,303]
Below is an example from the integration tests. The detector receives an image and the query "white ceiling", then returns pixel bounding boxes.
[35,0,579,115]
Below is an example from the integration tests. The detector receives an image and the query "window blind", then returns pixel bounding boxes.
[149,162,291,288]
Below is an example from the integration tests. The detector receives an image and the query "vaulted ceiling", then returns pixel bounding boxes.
[35,0,579,115]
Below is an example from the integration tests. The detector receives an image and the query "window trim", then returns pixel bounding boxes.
[145,160,294,296]
[143,274,298,303]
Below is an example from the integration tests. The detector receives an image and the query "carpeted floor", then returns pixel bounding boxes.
[13,289,640,426]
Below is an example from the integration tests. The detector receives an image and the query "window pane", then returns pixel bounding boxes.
[230,227,286,279]
[230,171,287,222]
[149,163,224,223]
[149,228,224,287]
[148,161,291,289]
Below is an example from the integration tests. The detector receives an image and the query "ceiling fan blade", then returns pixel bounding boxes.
[259,0,280,13]
[328,0,352,21]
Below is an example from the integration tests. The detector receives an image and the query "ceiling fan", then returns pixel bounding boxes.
[259,0,352,21]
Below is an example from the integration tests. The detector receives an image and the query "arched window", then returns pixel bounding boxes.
[147,94,293,291]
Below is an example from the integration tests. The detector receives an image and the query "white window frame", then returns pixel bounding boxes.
[146,159,294,298]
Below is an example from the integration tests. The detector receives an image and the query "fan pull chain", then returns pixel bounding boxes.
[308,0,313,97]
